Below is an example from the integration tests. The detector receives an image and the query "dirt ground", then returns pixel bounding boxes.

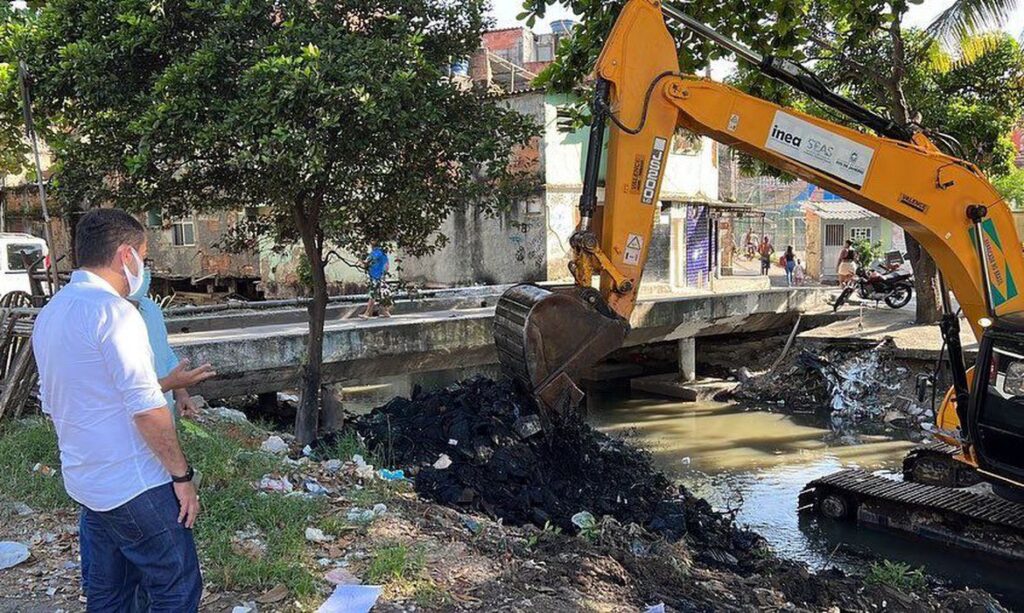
[0,380,1008,612]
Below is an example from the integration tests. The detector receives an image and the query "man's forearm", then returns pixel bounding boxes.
[134,407,189,476]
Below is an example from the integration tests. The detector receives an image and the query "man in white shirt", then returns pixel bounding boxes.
[33,209,202,611]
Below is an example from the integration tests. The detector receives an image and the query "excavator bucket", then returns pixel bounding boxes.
[493,284,630,420]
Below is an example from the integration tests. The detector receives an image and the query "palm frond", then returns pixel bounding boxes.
[926,0,1020,46]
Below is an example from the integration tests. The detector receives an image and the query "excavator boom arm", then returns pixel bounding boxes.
[494,0,1024,435]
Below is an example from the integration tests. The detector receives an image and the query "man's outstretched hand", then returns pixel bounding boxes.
[161,360,216,393]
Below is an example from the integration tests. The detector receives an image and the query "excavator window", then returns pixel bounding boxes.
[973,330,1024,480]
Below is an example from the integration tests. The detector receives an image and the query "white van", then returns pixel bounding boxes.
[0,234,49,298]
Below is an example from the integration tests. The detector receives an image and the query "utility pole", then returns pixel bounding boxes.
[0,174,6,233]
[18,61,58,292]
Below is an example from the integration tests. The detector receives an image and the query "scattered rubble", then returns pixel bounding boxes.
[231,525,268,561]
[206,405,250,424]
[735,339,935,436]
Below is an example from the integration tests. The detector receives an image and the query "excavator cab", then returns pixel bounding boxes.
[969,315,1024,495]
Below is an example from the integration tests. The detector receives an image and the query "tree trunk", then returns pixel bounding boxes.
[905,233,943,324]
[293,201,328,445]
[887,16,943,324]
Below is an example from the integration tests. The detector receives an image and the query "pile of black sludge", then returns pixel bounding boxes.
[353,376,736,543]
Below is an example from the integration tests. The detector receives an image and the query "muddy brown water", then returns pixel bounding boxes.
[587,391,1024,607]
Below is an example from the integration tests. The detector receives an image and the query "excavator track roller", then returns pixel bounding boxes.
[493,284,629,420]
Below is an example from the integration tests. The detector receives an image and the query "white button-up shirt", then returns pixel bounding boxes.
[33,270,170,511]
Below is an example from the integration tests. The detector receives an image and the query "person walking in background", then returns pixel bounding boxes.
[783,245,796,286]
[33,209,203,611]
[837,239,858,285]
[758,235,774,276]
[794,258,806,286]
[360,243,392,319]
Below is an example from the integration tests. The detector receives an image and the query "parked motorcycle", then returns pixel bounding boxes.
[833,264,914,311]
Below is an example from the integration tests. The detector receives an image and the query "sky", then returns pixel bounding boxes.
[488,0,1024,37]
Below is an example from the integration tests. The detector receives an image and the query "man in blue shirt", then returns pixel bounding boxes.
[360,244,392,319]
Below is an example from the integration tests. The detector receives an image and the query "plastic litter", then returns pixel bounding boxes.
[260,436,289,455]
[571,511,596,531]
[304,479,330,496]
[231,603,256,613]
[462,517,481,534]
[432,453,452,470]
[377,468,405,481]
[257,475,293,493]
[645,604,666,613]
[323,459,343,474]
[345,504,387,524]
[316,584,382,613]
[302,445,313,457]
[346,508,374,523]
[352,455,375,480]
[0,542,30,570]
[448,438,458,446]
[305,527,334,543]
[32,463,56,477]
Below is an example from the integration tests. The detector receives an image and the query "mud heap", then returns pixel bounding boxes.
[355,377,747,546]
[351,377,1008,611]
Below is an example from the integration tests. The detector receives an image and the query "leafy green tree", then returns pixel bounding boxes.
[2,0,538,443]
[0,3,29,176]
[995,168,1024,208]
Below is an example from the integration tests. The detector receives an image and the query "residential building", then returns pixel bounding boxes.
[804,199,904,282]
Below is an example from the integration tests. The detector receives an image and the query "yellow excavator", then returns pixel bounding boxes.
[494,0,1024,557]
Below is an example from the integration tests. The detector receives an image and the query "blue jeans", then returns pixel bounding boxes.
[79,483,202,612]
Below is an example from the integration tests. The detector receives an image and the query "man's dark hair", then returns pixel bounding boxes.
[75,209,146,268]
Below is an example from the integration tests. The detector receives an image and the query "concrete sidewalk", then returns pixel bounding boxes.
[798,303,977,360]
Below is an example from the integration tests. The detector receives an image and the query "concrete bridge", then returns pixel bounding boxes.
[170,286,832,398]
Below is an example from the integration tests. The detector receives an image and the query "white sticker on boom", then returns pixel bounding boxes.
[764,111,875,187]
[624,234,643,265]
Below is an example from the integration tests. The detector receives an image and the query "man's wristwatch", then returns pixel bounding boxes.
[171,465,195,483]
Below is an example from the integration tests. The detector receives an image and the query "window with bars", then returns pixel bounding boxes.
[824,224,845,246]
[172,220,196,246]
[850,227,872,241]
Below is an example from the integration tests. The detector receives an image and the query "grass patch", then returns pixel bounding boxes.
[366,544,425,585]
[0,418,72,510]
[412,580,453,608]
[0,417,324,598]
[314,429,367,462]
[181,420,323,597]
[866,560,927,592]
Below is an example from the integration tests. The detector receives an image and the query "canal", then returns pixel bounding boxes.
[588,391,1024,607]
